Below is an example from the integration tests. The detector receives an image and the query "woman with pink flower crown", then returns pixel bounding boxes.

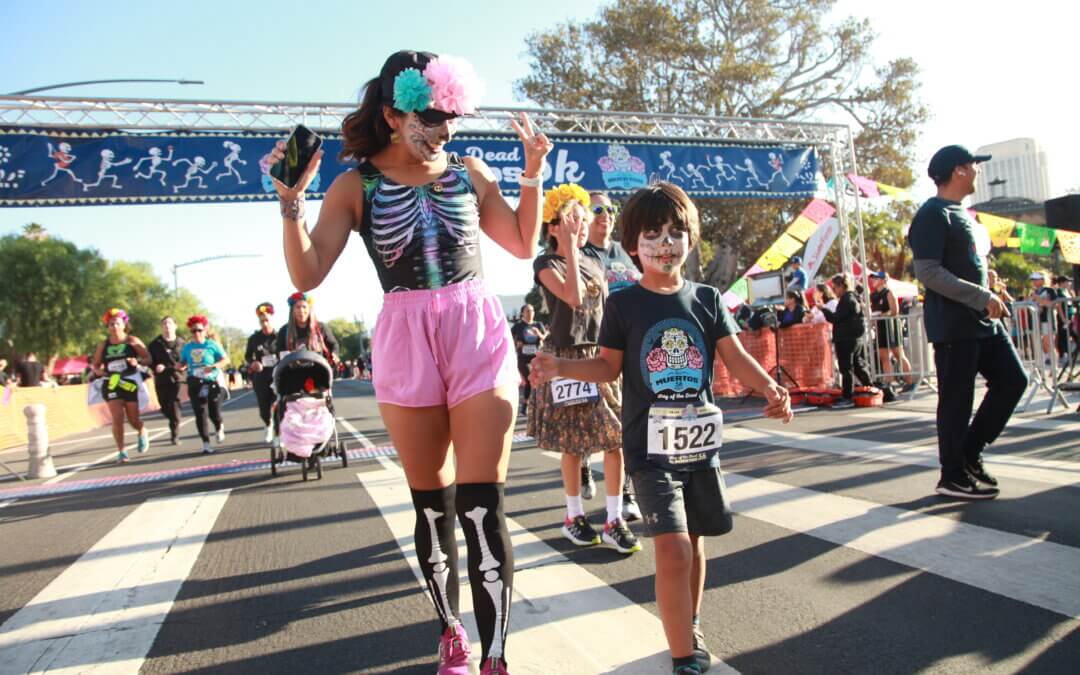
[268,50,551,675]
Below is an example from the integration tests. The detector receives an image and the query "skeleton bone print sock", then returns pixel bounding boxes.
[457,483,514,663]
[410,486,460,634]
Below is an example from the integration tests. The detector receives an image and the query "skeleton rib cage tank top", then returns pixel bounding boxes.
[357,153,483,292]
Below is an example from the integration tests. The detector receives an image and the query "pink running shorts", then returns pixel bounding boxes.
[372,279,519,408]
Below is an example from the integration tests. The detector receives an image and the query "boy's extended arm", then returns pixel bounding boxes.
[530,347,623,385]
[717,335,774,393]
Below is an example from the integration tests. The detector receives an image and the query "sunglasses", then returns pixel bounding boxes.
[191,327,206,333]
[592,205,618,216]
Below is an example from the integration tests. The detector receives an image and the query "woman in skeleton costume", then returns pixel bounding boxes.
[268,51,551,675]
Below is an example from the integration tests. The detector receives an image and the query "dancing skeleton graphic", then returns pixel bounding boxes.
[734,158,768,188]
[82,149,132,191]
[709,154,736,182]
[681,162,711,189]
[41,142,81,187]
[132,146,174,186]
[215,141,247,184]
[172,156,218,193]
[767,152,791,187]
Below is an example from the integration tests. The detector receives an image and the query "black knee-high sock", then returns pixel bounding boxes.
[411,486,460,634]
[456,482,514,663]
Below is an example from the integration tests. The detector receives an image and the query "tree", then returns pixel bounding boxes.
[990,251,1041,299]
[517,0,927,286]
[326,317,369,361]
[102,261,205,343]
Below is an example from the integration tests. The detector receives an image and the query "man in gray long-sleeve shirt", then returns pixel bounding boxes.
[908,145,1028,500]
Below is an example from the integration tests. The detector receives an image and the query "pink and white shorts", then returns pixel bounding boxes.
[372,279,519,408]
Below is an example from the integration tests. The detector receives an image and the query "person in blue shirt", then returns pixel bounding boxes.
[180,315,230,454]
[786,255,807,291]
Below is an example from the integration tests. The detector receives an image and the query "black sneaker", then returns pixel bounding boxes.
[966,459,998,487]
[581,465,596,500]
[562,515,600,546]
[935,474,999,500]
[673,665,702,674]
[692,623,713,672]
[602,518,642,554]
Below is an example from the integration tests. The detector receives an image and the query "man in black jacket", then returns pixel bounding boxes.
[148,316,186,444]
[821,273,872,407]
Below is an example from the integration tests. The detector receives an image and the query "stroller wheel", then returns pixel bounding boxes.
[269,446,277,477]
[316,456,323,480]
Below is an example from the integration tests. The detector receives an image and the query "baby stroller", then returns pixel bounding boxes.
[270,350,348,481]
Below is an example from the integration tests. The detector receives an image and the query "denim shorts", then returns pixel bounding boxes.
[630,463,733,538]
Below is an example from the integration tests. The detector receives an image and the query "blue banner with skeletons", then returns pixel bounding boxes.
[0,126,818,207]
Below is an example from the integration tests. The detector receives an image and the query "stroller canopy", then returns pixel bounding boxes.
[273,350,334,395]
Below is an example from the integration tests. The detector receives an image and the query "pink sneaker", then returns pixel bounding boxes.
[480,657,509,675]
[438,623,471,675]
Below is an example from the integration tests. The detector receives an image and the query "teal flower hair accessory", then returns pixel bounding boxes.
[393,68,433,113]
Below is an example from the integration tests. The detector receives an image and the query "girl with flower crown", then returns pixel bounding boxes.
[274,292,339,365]
[91,308,152,463]
[528,184,640,557]
[268,50,553,675]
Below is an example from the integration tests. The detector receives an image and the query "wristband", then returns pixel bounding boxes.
[518,173,541,188]
[280,197,306,221]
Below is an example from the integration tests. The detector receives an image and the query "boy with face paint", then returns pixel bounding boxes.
[531,182,792,675]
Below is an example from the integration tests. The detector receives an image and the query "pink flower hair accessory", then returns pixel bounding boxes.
[423,55,484,116]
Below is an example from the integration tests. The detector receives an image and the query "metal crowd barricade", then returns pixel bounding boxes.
[866,307,935,400]
[1005,300,1070,413]
[1046,296,1080,413]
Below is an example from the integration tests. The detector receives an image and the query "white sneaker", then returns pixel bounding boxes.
[216,424,225,443]
[264,425,274,444]
[622,496,642,523]
[202,441,215,454]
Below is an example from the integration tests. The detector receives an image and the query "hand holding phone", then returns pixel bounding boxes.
[269,124,324,192]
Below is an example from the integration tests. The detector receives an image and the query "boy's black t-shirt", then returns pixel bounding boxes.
[599,281,739,473]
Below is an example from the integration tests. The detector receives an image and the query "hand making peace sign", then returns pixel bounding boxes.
[509,112,553,178]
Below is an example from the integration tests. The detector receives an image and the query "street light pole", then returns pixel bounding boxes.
[173,254,261,295]
[7,79,204,96]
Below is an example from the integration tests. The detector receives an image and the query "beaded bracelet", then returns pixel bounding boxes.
[280,197,305,221]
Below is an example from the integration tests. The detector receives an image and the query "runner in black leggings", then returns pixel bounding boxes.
[245,302,280,446]
[148,316,186,444]
[180,315,230,454]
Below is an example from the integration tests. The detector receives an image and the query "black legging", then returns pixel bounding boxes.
[516,355,534,409]
[252,371,274,427]
[834,339,872,399]
[187,378,222,442]
[154,375,183,435]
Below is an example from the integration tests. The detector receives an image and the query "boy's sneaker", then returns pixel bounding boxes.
[965,459,998,487]
[437,622,471,675]
[622,490,642,522]
[201,441,215,455]
[216,424,226,443]
[136,428,150,454]
[936,474,998,500]
[673,665,702,674]
[692,623,713,672]
[117,450,130,463]
[562,515,600,546]
[480,657,509,675]
[603,518,642,554]
[581,464,596,500]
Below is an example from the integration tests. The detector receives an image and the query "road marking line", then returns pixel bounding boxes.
[724,426,1080,487]
[852,406,1079,434]
[0,489,230,673]
[357,462,738,674]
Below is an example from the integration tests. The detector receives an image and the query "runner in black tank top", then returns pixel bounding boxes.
[92,308,151,463]
[246,302,280,445]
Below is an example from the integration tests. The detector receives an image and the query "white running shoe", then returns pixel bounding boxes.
[264,425,274,444]
[202,441,214,454]
[216,424,225,443]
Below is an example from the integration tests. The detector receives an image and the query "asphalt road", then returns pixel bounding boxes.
[1,380,1077,674]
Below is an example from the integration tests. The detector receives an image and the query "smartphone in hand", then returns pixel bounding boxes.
[270,124,323,189]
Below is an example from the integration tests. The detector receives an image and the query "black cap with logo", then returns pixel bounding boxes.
[927,145,992,183]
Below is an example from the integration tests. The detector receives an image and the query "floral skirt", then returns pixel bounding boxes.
[527,344,623,455]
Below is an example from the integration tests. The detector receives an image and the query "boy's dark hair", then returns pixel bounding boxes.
[618,182,700,272]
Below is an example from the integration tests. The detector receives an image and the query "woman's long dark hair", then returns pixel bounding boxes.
[339,76,396,162]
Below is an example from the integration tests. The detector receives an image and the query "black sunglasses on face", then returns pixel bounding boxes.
[592,205,618,215]
[192,328,205,333]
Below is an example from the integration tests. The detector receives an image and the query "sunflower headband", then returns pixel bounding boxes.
[186,314,209,330]
[102,307,129,325]
[392,55,483,120]
[255,302,275,316]
[543,183,591,223]
[288,292,313,307]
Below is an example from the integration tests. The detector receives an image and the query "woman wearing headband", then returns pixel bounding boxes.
[91,308,151,463]
[275,292,339,364]
[180,315,229,454]
[268,50,552,675]
[245,302,280,445]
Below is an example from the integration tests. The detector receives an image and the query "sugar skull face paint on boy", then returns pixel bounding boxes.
[636,221,688,275]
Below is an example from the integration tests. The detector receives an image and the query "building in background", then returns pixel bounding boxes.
[974,138,1051,203]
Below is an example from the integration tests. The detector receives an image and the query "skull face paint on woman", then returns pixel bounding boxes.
[636,220,688,275]
[402,113,457,162]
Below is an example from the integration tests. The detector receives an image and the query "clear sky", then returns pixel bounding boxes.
[2,0,1076,334]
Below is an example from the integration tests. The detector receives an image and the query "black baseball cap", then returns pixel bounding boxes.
[927,145,991,183]
[379,50,457,125]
